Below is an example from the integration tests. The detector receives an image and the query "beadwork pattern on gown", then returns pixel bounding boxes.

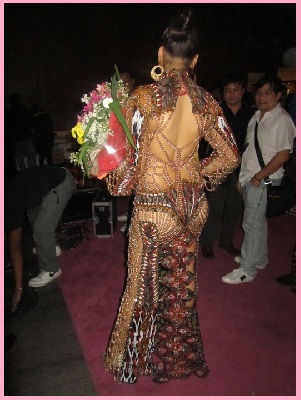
[104,69,239,383]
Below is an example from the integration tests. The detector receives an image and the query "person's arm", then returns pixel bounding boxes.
[200,112,240,191]
[8,227,24,309]
[251,149,290,187]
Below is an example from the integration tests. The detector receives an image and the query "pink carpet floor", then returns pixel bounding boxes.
[58,198,296,396]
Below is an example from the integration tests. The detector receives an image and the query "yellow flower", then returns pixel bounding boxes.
[71,123,85,144]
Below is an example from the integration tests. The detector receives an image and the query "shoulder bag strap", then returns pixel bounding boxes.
[254,121,272,185]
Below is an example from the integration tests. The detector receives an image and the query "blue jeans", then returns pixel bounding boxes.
[240,181,268,277]
[27,170,75,272]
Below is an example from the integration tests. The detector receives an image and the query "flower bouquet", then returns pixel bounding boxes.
[69,65,135,178]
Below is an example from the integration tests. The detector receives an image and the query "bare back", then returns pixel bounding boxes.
[108,69,239,197]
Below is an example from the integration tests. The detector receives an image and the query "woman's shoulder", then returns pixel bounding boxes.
[203,89,220,108]
[134,84,156,99]
[131,84,158,116]
[195,87,222,115]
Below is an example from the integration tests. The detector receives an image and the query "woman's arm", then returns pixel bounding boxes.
[200,112,240,190]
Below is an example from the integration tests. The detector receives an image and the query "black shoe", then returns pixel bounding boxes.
[276,273,294,285]
[202,246,214,259]
[219,242,241,256]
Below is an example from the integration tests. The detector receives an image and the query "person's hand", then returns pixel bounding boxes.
[251,176,261,187]
[11,286,23,312]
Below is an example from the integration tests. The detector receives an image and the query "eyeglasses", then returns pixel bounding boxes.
[255,91,275,97]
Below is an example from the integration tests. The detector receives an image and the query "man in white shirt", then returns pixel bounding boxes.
[222,74,295,284]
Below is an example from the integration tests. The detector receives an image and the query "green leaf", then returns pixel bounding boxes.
[114,64,121,81]
[78,141,90,164]
[111,74,118,102]
[109,101,136,148]
[82,150,89,176]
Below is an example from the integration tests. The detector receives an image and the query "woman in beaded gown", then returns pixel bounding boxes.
[103,9,239,383]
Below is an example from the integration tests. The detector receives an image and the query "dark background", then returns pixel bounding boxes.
[5,3,296,130]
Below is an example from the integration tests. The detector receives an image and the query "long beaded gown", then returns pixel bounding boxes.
[104,69,239,383]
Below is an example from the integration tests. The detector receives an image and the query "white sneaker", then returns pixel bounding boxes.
[234,255,266,270]
[33,245,62,256]
[28,268,62,288]
[221,267,254,284]
[117,213,128,222]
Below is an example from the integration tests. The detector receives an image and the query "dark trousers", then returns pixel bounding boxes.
[200,173,242,247]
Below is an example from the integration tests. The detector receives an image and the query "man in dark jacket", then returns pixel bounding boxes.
[201,74,255,259]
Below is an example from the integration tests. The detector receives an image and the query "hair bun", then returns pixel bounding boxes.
[160,9,199,60]
[177,9,194,32]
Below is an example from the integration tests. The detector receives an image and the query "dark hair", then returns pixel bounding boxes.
[221,73,247,89]
[160,9,199,61]
[255,74,285,94]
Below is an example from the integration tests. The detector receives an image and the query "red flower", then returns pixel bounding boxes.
[95,112,127,175]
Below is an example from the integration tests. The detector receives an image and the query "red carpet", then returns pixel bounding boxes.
[58,198,296,396]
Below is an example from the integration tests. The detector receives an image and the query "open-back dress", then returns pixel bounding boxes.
[104,68,239,383]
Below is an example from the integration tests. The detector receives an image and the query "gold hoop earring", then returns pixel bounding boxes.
[151,65,164,82]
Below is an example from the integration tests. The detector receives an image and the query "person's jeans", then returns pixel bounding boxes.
[240,180,268,277]
[27,170,75,272]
